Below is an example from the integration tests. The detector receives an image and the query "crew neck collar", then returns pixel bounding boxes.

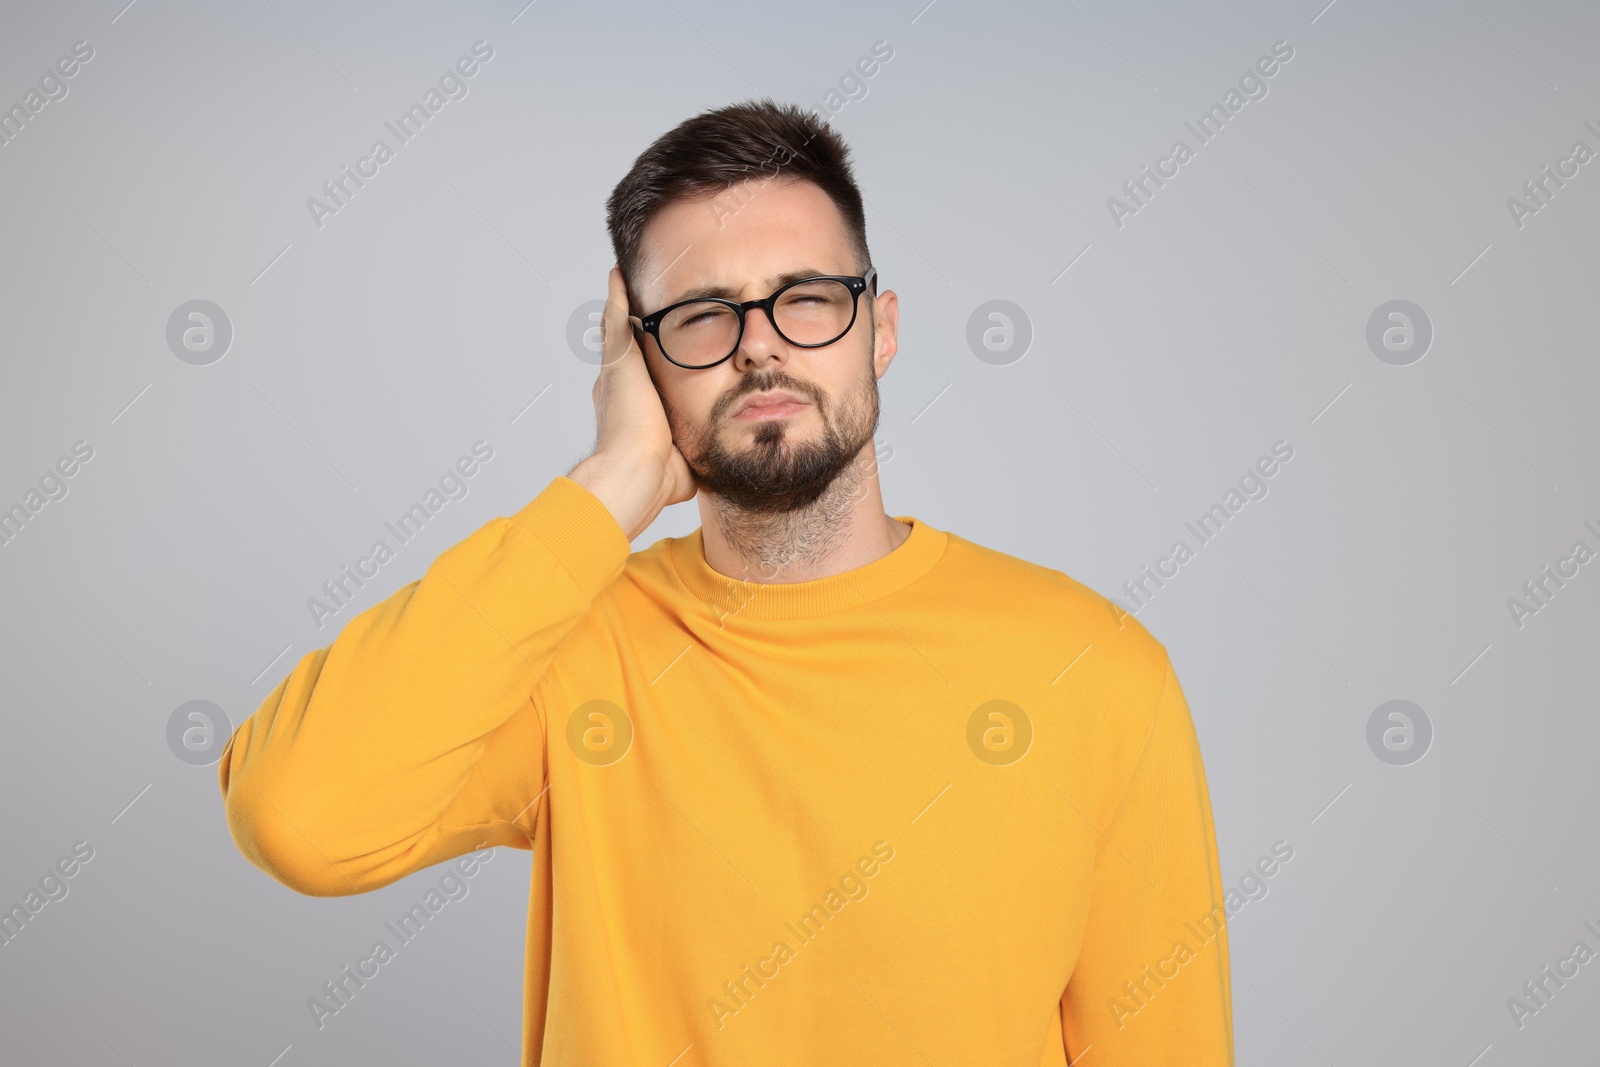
[666,515,948,621]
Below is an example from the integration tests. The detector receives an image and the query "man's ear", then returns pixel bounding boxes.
[871,289,899,379]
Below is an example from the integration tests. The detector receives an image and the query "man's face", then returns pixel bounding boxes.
[629,177,898,515]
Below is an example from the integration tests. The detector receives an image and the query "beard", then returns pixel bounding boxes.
[669,341,880,516]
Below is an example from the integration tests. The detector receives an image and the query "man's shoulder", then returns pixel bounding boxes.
[936,525,1170,676]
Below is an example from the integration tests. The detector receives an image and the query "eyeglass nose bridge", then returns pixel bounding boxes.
[729,291,795,346]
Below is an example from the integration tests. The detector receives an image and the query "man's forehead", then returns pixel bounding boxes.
[635,179,853,307]
[650,264,851,308]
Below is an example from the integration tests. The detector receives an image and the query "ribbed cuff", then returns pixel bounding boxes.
[507,476,632,599]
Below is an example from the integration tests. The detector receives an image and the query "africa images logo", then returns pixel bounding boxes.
[707,841,895,1029]
[1106,40,1295,229]
[304,41,494,229]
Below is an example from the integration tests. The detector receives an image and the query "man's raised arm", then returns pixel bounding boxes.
[221,267,696,896]
[218,475,630,896]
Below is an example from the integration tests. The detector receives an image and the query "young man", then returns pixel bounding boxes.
[220,99,1233,1065]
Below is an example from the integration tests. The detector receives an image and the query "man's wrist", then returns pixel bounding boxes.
[568,453,648,538]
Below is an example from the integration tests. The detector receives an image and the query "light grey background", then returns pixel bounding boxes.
[2,0,1596,1063]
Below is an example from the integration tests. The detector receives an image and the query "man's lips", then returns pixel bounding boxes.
[732,391,810,419]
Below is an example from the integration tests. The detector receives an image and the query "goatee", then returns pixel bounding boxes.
[675,364,879,516]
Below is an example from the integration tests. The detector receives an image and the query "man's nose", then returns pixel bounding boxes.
[732,306,789,368]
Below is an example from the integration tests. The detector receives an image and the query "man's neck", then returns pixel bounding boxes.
[696,463,909,585]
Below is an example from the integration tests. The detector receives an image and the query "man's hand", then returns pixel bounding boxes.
[568,266,697,541]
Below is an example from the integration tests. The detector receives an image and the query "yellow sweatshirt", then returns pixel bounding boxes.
[220,475,1233,1065]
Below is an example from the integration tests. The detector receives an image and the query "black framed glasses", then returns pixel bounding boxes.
[632,266,877,370]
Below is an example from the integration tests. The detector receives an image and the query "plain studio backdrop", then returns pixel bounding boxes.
[1,0,1596,1063]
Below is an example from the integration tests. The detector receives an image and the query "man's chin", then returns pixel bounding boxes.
[689,440,855,514]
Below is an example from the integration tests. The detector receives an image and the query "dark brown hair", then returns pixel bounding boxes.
[605,98,871,309]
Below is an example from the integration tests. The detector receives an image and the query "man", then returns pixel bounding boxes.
[220,99,1233,1065]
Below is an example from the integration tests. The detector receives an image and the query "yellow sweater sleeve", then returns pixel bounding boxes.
[1060,656,1234,1064]
[217,475,631,897]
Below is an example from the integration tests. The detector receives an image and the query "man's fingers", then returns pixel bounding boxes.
[600,267,635,369]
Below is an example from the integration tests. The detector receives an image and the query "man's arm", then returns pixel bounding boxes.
[1060,655,1234,1064]
[217,475,631,896]
[220,266,694,897]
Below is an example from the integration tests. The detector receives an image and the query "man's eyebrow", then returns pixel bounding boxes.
[666,268,833,306]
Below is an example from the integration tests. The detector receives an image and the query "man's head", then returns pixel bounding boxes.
[605,99,898,515]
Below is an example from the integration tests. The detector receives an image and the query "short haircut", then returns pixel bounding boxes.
[605,98,871,309]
